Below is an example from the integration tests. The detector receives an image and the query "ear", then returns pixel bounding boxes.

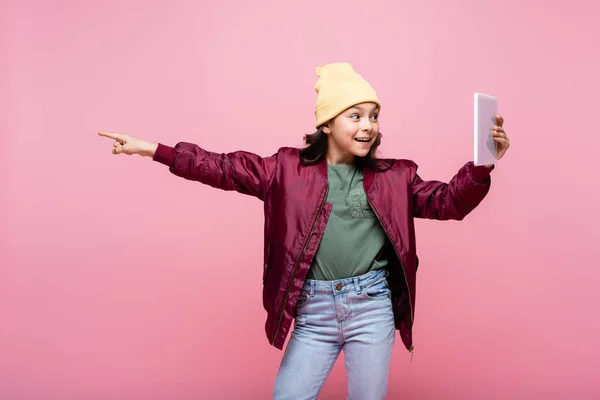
[322,123,331,134]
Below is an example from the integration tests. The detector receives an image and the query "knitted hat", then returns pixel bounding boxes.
[314,62,380,128]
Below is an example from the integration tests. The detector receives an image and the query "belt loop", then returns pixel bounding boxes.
[309,280,315,296]
[353,277,360,293]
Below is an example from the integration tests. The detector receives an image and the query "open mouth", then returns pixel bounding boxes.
[354,138,371,142]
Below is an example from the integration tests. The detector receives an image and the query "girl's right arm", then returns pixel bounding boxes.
[98,132,277,201]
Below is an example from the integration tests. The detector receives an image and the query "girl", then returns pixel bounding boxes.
[98,62,510,400]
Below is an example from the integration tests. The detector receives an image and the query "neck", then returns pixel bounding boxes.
[326,156,355,165]
[326,149,356,165]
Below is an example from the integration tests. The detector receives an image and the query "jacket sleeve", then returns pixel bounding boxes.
[153,142,277,201]
[411,161,494,220]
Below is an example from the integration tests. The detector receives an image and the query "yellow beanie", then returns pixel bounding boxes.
[314,62,380,128]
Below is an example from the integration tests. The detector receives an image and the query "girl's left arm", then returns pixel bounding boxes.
[411,162,494,220]
[411,113,509,220]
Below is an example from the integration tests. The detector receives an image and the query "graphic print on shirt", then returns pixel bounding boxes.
[349,188,375,219]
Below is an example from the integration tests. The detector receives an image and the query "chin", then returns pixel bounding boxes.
[351,147,371,158]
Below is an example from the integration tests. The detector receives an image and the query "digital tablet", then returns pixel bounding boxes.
[474,93,498,166]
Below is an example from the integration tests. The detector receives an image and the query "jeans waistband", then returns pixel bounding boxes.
[302,268,389,295]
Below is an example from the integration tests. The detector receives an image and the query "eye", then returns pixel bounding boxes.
[371,113,379,121]
[350,114,360,120]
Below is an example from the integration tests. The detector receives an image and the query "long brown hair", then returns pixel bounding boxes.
[299,126,393,172]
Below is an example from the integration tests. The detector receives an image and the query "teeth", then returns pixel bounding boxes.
[355,138,370,142]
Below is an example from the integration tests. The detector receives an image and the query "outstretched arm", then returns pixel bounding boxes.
[153,142,276,200]
[411,162,494,220]
[98,132,277,201]
[411,115,510,220]
[411,114,510,220]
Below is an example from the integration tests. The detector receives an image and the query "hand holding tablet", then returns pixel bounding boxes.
[474,93,510,166]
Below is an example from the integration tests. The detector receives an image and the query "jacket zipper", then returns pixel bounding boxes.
[271,185,329,345]
[367,196,415,353]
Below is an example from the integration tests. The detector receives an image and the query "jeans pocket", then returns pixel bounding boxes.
[362,284,391,301]
[295,290,312,308]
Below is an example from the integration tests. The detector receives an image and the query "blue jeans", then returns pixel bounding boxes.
[273,269,395,400]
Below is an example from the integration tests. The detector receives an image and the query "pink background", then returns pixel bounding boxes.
[2,0,599,398]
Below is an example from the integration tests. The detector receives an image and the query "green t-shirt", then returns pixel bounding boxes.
[307,163,389,281]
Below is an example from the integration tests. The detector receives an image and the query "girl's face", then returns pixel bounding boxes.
[323,102,380,165]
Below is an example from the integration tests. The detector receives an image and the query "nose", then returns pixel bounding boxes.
[359,117,373,132]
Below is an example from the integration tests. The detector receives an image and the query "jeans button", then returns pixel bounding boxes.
[335,283,343,290]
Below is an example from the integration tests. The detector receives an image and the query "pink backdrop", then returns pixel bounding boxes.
[2,0,599,398]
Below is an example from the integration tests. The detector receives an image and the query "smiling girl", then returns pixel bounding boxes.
[99,62,510,400]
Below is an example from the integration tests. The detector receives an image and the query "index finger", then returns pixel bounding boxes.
[98,131,123,141]
[495,115,504,127]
